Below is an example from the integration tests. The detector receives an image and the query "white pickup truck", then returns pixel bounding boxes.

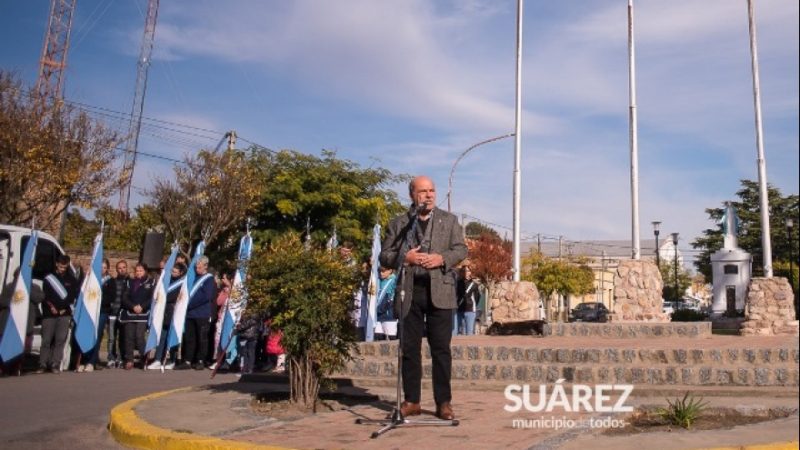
[0,225,67,350]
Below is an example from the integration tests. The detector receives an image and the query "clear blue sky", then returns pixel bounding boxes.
[1,1,797,264]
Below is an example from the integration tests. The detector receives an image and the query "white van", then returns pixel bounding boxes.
[0,225,67,348]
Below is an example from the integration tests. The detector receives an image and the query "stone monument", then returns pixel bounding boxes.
[740,277,798,336]
[611,259,669,322]
[488,281,543,322]
[710,202,751,318]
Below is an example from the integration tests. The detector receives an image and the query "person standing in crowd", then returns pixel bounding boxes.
[234,309,261,376]
[375,266,398,340]
[264,320,285,373]
[78,258,112,372]
[147,262,186,370]
[38,255,80,374]
[380,175,467,420]
[212,270,232,365]
[179,255,216,370]
[101,260,129,368]
[457,266,480,336]
[119,262,154,370]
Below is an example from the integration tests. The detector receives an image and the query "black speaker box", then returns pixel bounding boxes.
[140,232,166,269]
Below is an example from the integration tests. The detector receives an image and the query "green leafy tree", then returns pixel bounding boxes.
[522,252,595,321]
[692,180,798,279]
[659,261,693,302]
[63,205,162,252]
[246,233,360,410]
[252,149,408,255]
[465,221,500,240]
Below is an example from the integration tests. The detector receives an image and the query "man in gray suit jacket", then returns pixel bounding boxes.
[380,175,467,421]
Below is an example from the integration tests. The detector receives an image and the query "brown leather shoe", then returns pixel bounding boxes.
[436,402,455,420]
[399,401,421,417]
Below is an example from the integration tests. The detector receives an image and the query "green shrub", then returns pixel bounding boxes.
[246,232,361,410]
[658,393,708,429]
[670,308,708,322]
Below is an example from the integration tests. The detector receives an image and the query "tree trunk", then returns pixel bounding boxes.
[288,354,320,411]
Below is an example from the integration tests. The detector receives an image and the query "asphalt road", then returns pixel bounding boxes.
[0,366,239,449]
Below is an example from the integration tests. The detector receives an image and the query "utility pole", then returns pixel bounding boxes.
[537,233,541,253]
[558,236,563,261]
[512,0,524,282]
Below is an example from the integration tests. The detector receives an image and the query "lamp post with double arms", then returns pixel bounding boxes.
[671,232,680,302]
[652,221,661,268]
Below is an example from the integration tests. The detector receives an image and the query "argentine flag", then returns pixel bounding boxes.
[219,232,252,361]
[0,231,37,362]
[167,240,204,349]
[73,232,104,353]
[145,245,178,353]
[365,224,381,342]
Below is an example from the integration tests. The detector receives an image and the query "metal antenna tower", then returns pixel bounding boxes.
[36,0,77,104]
[118,0,160,214]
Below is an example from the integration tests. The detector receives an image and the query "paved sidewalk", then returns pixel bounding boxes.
[110,374,799,450]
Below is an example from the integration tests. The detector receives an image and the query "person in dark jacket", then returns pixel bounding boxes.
[456,266,481,336]
[119,262,154,370]
[38,255,80,374]
[100,260,129,368]
[180,256,216,370]
[234,309,262,376]
[147,262,186,370]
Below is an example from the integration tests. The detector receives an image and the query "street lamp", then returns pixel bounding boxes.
[671,232,679,302]
[652,221,662,267]
[447,133,515,212]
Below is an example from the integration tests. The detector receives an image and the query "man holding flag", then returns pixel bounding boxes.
[0,231,38,372]
[72,232,104,373]
[216,231,252,371]
[143,245,178,370]
[38,255,80,374]
[182,255,216,370]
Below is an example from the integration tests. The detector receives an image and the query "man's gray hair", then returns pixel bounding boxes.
[197,255,209,266]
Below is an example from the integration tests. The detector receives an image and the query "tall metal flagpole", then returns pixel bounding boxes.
[628,0,641,260]
[512,0,523,281]
[747,0,773,277]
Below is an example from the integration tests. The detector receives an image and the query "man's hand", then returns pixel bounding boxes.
[406,247,443,269]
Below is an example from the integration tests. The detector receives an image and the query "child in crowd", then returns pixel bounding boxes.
[234,309,262,376]
[264,319,285,373]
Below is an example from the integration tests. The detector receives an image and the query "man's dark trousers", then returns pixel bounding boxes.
[402,282,453,405]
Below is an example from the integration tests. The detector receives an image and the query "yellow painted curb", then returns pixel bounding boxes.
[693,441,799,450]
[108,387,292,450]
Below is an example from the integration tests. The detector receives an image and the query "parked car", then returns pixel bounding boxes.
[569,302,609,322]
[662,301,675,316]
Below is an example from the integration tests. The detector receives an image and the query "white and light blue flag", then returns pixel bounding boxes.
[326,226,338,252]
[0,231,38,362]
[145,244,178,353]
[365,224,381,342]
[167,240,204,349]
[219,232,252,362]
[73,232,104,354]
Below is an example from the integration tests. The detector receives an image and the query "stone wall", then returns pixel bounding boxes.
[740,277,798,336]
[611,260,669,322]
[489,281,543,322]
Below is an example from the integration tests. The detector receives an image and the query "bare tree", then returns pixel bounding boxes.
[147,148,263,256]
[0,71,121,230]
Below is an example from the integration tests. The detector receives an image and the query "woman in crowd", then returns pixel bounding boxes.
[119,262,154,370]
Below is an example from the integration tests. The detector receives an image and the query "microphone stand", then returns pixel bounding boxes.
[356,205,459,438]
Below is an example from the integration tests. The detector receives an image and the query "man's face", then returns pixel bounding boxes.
[171,267,182,278]
[411,177,436,212]
[116,262,128,277]
[55,262,68,275]
[196,261,208,275]
[134,265,146,279]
